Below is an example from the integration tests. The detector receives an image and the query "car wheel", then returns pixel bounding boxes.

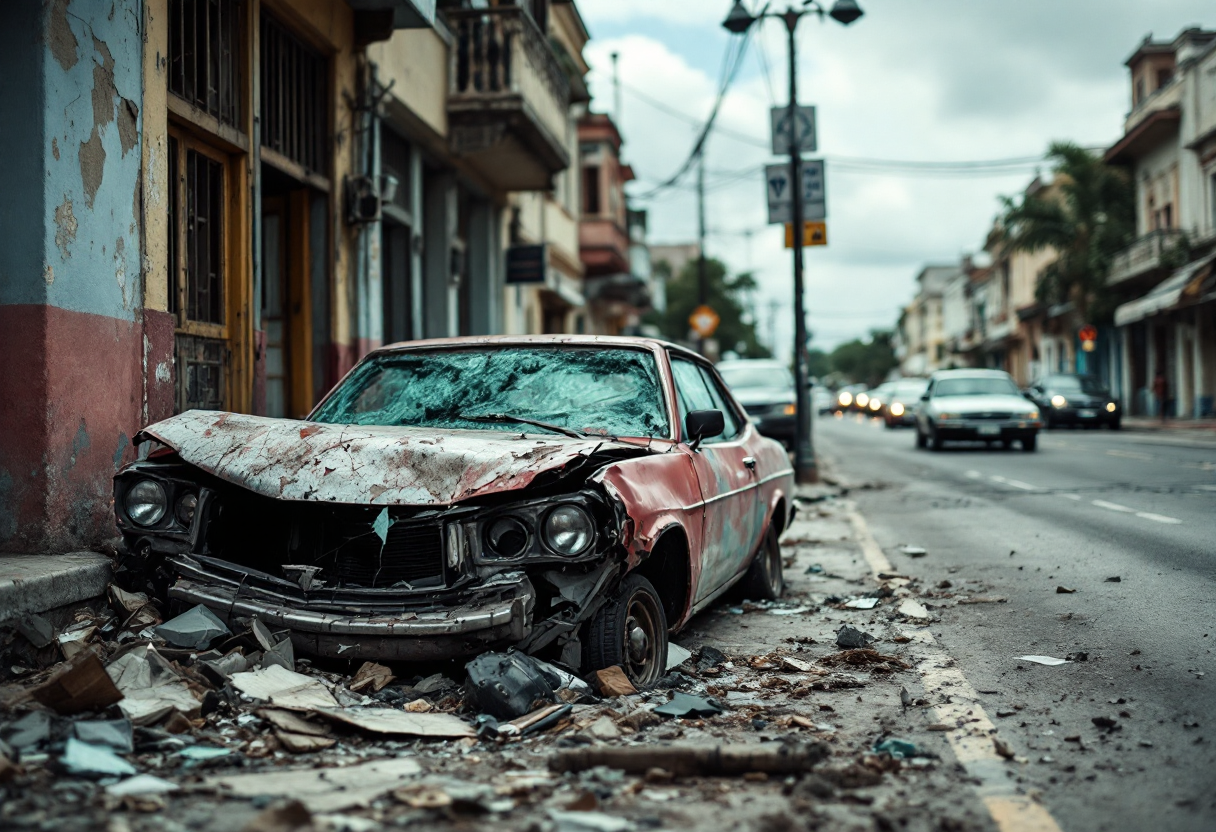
[1110,419,1121,431]
[915,426,927,449]
[1022,435,1037,452]
[1002,439,1014,450]
[929,425,944,451]
[583,573,668,688]
[742,524,784,601]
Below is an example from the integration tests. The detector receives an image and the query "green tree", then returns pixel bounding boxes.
[647,257,770,357]
[806,348,831,380]
[999,142,1135,323]
[830,330,897,387]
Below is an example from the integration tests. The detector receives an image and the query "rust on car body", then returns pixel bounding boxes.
[113,335,794,679]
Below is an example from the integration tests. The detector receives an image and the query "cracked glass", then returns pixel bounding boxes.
[312,347,670,438]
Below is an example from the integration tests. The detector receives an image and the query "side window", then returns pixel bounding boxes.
[697,365,742,441]
[670,358,715,433]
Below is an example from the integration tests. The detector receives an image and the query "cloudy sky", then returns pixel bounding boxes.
[574,0,1212,356]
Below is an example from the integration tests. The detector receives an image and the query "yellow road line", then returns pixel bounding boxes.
[847,504,1065,832]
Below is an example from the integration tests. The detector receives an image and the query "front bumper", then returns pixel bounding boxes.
[936,420,1041,440]
[167,554,535,661]
[1048,408,1118,425]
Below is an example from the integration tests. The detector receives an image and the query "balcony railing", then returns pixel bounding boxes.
[1106,229,1187,286]
[446,5,571,191]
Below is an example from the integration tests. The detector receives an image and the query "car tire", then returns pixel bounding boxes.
[583,573,668,688]
[742,524,784,602]
[1022,435,1037,452]
[1002,439,1014,450]
[1110,419,1121,431]
[929,425,944,451]
[915,427,927,449]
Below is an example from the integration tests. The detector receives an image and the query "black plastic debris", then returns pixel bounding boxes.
[697,646,728,671]
[73,718,134,753]
[1092,716,1120,731]
[835,625,876,650]
[1066,651,1089,662]
[654,692,724,719]
[465,652,559,720]
[16,613,55,649]
[153,604,231,650]
[1105,576,1121,583]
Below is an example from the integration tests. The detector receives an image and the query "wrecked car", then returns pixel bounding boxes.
[113,336,794,686]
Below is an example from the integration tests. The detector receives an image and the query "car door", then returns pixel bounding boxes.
[669,356,760,605]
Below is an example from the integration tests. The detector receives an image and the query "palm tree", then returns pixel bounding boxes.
[999,142,1135,324]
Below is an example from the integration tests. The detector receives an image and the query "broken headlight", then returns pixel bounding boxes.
[487,516,530,558]
[175,492,199,526]
[125,479,167,526]
[543,505,593,556]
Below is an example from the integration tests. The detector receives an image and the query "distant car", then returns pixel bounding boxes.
[812,386,835,415]
[866,382,895,417]
[717,359,796,445]
[1025,374,1121,429]
[833,384,868,414]
[882,378,929,428]
[915,369,1043,452]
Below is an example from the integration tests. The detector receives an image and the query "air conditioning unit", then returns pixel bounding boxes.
[345,175,381,224]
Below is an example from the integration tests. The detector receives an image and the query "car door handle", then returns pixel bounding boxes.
[743,457,756,470]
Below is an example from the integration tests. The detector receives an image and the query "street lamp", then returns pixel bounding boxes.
[722,0,863,485]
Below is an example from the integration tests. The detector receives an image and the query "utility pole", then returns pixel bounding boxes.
[782,10,816,483]
[611,51,622,125]
[697,149,709,356]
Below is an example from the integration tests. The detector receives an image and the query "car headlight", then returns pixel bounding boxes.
[869,399,881,411]
[175,492,199,526]
[487,516,530,558]
[838,392,853,407]
[543,505,593,555]
[856,393,869,407]
[937,412,958,421]
[125,479,167,526]
[1026,411,1040,420]
[890,402,905,417]
[1106,402,1117,412]
[1051,395,1066,408]
[782,403,796,416]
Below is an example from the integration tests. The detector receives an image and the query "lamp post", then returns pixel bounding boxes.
[723,0,862,485]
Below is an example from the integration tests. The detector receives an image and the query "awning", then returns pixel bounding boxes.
[1114,252,1216,326]
[345,0,435,29]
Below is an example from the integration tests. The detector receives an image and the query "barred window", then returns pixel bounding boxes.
[168,0,243,128]
[260,13,328,175]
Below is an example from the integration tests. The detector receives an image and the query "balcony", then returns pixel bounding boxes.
[1106,229,1187,287]
[580,218,631,277]
[446,6,571,192]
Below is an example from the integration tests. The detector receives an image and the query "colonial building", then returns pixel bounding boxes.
[898,265,956,376]
[1106,27,1216,418]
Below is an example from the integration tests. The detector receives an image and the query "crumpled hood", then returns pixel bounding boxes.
[137,411,646,506]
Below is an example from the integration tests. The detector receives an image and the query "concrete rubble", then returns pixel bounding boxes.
[0,493,1007,831]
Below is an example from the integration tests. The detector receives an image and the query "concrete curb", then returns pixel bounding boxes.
[0,552,113,624]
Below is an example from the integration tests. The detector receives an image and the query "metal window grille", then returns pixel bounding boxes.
[260,14,328,175]
[176,334,227,412]
[186,149,225,325]
[168,137,180,318]
[168,0,243,127]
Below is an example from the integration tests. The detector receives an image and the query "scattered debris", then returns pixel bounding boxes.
[593,666,637,697]
[550,742,831,776]
[108,644,202,725]
[843,597,879,610]
[230,665,340,710]
[819,649,910,671]
[31,649,123,715]
[73,718,134,753]
[349,661,395,693]
[993,737,1016,759]
[15,613,56,648]
[206,758,423,813]
[316,707,474,739]
[1092,716,1120,731]
[1105,576,1121,583]
[1066,651,1089,662]
[665,644,693,670]
[153,604,231,649]
[1017,655,1071,666]
[653,692,724,719]
[872,738,925,760]
[60,737,137,777]
[900,546,927,557]
[1056,586,1077,594]
[836,625,876,650]
[957,596,1007,605]
[546,809,633,832]
[780,656,816,673]
[465,652,561,720]
[897,599,931,620]
[105,774,180,796]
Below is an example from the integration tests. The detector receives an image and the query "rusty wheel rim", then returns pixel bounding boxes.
[622,590,663,687]
[766,533,784,596]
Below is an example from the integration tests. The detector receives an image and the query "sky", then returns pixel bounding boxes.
[574,0,1213,357]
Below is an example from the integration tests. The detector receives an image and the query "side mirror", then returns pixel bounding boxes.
[920,394,930,402]
[685,410,725,450]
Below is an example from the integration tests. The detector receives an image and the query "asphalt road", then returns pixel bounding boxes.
[814,413,1216,832]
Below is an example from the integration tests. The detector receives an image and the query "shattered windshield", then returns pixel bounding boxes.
[311,347,670,438]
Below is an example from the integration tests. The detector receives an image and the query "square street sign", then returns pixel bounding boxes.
[765,160,825,225]
[770,105,816,155]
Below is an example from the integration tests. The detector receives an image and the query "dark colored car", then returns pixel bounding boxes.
[882,378,929,428]
[113,336,794,688]
[915,369,1043,452]
[717,359,796,445]
[1026,374,1121,429]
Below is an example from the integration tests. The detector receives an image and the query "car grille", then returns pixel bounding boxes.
[960,411,1013,420]
[333,521,446,589]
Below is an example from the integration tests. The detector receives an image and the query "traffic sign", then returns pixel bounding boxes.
[688,305,720,338]
[1078,324,1097,342]
[785,221,827,248]
[770,106,816,155]
[765,160,825,225]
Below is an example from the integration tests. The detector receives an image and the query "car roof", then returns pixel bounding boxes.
[370,333,703,361]
[929,369,1012,379]
[717,359,788,369]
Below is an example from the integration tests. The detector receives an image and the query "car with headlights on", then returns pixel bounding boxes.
[833,384,868,414]
[717,358,797,446]
[114,336,794,688]
[915,369,1042,452]
[1025,374,1121,429]
[866,382,894,417]
[882,378,929,428]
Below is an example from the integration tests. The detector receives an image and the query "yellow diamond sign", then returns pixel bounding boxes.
[689,304,720,338]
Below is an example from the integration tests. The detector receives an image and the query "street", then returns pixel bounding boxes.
[816,413,1216,832]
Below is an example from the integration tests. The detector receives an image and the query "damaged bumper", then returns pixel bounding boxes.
[167,555,535,661]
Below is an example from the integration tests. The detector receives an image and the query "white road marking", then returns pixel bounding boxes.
[1092,499,1135,513]
[990,475,1037,490]
[1106,449,1153,461]
[1061,493,1081,501]
[1135,512,1183,525]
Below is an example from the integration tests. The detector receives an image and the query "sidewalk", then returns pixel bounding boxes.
[1123,416,1216,434]
[0,552,112,625]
